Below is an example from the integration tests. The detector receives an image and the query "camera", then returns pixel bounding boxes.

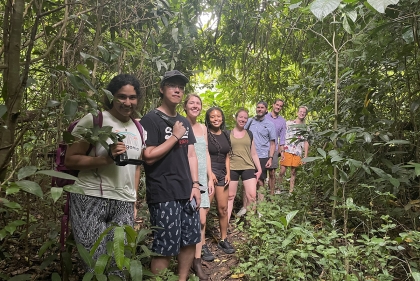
[111,135,144,166]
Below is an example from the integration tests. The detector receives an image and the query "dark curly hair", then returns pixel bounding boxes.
[205,107,232,160]
[104,74,141,109]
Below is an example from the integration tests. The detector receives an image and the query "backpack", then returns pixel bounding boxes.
[52,111,145,251]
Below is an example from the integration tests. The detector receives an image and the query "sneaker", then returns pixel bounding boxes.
[236,207,247,217]
[274,190,282,195]
[201,244,215,262]
[218,239,235,254]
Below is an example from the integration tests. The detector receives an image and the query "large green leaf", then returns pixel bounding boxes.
[98,46,110,62]
[5,220,25,234]
[36,170,78,181]
[94,254,110,274]
[286,210,299,226]
[51,272,61,281]
[51,187,64,203]
[77,243,95,269]
[130,259,143,280]
[63,184,85,194]
[82,272,94,281]
[77,64,90,78]
[317,148,326,158]
[15,180,43,198]
[64,99,78,119]
[6,186,20,195]
[124,225,137,245]
[3,200,22,209]
[412,272,420,281]
[17,166,37,180]
[367,0,399,13]
[95,274,107,281]
[90,225,114,255]
[309,0,341,20]
[114,226,125,269]
[370,167,388,179]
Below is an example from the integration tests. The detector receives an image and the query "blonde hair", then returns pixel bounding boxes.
[183,93,202,112]
[298,105,308,113]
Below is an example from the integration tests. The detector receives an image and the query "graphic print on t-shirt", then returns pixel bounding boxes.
[163,125,190,147]
[114,131,142,152]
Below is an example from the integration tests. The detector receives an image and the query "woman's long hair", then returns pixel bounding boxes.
[205,107,232,159]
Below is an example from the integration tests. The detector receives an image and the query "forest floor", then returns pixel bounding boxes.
[0,203,246,281]
[188,217,244,281]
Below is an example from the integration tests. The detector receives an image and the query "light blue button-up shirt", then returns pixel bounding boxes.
[245,117,276,158]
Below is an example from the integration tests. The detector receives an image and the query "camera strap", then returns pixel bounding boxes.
[154,109,176,127]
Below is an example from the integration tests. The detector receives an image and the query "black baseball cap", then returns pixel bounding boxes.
[161,70,189,86]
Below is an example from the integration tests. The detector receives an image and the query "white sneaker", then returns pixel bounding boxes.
[236,207,247,217]
[274,190,282,195]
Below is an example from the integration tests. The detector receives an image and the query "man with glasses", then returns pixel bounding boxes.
[265,99,286,195]
[140,70,201,281]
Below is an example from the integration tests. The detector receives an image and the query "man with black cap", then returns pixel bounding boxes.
[243,101,276,204]
[140,70,201,280]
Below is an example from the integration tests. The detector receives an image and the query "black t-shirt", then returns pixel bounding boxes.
[208,132,230,164]
[140,110,196,204]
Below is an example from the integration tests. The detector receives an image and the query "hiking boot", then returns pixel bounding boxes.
[218,239,235,254]
[236,207,247,217]
[201,244,214,262]
[191,258,208,280]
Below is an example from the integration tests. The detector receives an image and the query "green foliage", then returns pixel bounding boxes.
[236,191,418,280]
[74,224,156,280]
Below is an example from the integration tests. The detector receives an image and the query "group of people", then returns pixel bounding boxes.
[64,70,309,280]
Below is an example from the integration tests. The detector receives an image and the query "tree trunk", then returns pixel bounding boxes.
[0,0,25,181]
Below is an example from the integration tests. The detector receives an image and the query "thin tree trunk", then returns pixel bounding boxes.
[0,0,25,181]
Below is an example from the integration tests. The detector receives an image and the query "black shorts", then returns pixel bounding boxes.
[230,169,256,181]
[212,161,227,186]
[259,158,269,181]
[268,150,279,169]
[149,200,200,256]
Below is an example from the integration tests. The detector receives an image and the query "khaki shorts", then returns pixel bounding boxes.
[280,152,302,167]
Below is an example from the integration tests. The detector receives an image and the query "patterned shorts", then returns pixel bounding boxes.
[70,193,134,276]
[148,200,200,256]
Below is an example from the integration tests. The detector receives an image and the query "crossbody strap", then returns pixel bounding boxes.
[245,118,254,130]
[154,109,176,127]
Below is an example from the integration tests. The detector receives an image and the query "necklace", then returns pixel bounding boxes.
[108,111,131,131]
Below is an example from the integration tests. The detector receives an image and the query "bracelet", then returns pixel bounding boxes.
[269,156,273,159]
[173,134,180,141]
[192,181,203,186]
